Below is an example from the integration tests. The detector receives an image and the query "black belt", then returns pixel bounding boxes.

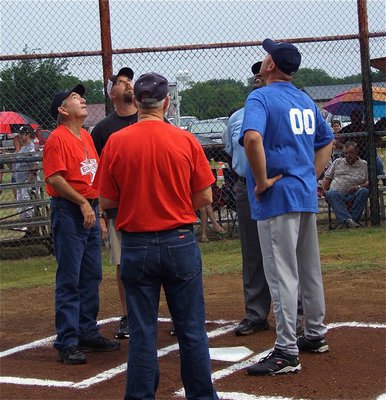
[87,198,99,207]
[157,224,193,233]
[239,177,246,184]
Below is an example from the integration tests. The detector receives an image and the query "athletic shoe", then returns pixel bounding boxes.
[57,346,87,365]
[247,349,301,376]
[297,335,329,353]
[115,315,130,339]
[345,218,360,228]
[235,318,269,336]
[79,335,120,353]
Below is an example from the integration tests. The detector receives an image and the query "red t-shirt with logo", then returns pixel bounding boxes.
[43,125,99,198]
[96,120,215,232]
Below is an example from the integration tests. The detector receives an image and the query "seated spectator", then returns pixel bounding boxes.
[331,119,342,135]
[331,120,344,161]
[322,141,369,228]
[339,109,384,176]
[12,125,40,236]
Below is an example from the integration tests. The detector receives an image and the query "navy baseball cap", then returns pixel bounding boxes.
[134,73,169,103]
[50,84,85,120]
[107,67,134,96]
[251,61,262,75]
[262,38,301,75]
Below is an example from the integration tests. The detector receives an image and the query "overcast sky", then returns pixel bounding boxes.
[1,0,385,84]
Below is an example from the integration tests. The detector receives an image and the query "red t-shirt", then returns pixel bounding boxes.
[97,120,215,232]
[43,125,99,198]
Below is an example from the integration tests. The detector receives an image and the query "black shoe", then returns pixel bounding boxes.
[79,335,120,353]
[235,318,269,336]
[247,349,301,376]
[170,324,176,336]
[57,346,87,365]
[115,315,130,339]
[297,335,329,353]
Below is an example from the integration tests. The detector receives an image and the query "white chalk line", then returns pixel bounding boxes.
[0,317,234,359]
[0,320,235,389]
[1,319,385,397]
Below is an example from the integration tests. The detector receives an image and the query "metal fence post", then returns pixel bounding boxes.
[99,0,113,116]
[357,0,381,226]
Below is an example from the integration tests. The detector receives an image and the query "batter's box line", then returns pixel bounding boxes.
[0,317,237,359]
[173,321,386,400]
[0,323,236,389]
[0,321,385,392]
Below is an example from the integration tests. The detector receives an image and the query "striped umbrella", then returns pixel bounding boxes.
[323,86,386,118]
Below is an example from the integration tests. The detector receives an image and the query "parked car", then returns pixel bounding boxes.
[170,116,199,130]
[187,119,226,145]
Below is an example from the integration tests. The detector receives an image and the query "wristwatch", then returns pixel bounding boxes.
[98,212,106,220]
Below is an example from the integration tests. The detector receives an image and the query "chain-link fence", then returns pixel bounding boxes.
[0,0,385,257]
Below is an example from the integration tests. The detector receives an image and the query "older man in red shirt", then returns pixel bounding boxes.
[97,73,218,400]
[43,84,119,366]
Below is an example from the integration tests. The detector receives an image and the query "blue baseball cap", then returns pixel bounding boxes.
[50,84,85,120]
[262,39,301,75]
[134,73,169,103]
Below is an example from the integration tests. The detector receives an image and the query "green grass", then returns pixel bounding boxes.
[0,227,384,290]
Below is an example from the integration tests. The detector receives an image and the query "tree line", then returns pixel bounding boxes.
[0,57,384,128]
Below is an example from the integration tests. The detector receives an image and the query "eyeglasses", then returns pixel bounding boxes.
[115,79,131,86]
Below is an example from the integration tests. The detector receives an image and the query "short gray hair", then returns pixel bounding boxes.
[57,98,67,124]
[136,99,165,110]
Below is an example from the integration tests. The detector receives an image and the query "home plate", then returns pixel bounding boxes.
[209,346,253,362]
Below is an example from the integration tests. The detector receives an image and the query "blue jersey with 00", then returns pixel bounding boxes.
[240,82,333,220]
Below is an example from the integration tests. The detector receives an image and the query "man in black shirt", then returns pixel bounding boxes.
[92,67,137,339]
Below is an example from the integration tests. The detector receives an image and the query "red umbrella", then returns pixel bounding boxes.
[0,111,40,134]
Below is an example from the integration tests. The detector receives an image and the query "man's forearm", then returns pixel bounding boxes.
[99,195,118,211]
[244,130,267,185]
[315,141,333,179]
[192,186,212,210]
[46,173,88,206]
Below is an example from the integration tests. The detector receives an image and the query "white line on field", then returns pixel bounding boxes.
[0,319,385,395]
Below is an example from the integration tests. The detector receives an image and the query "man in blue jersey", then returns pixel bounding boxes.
[240,39,334,376]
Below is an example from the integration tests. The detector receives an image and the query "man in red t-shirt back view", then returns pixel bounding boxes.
[43,84,119,366]
[97,73,219,400]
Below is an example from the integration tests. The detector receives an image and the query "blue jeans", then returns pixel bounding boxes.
[325,188,369,223]
[121,227,218,400]
[51,197,102,350]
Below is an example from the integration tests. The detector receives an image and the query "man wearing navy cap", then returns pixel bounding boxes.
[97,72,218,399]
[240,39,334,375]
[224,61,272,337]
[43,85,120,365]
[92,67,137,340]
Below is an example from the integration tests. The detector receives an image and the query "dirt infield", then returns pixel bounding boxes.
[1,268,385,400]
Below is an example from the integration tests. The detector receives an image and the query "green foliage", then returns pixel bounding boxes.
[180,79,249,119]
[0,51,104,129]
[293,68,334,88]
[0,57,71,128]
[293,68,386,89]
[0,227,383,290]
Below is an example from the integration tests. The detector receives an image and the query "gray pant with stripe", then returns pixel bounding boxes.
[257,212,327,356]
[235,179,271,323]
